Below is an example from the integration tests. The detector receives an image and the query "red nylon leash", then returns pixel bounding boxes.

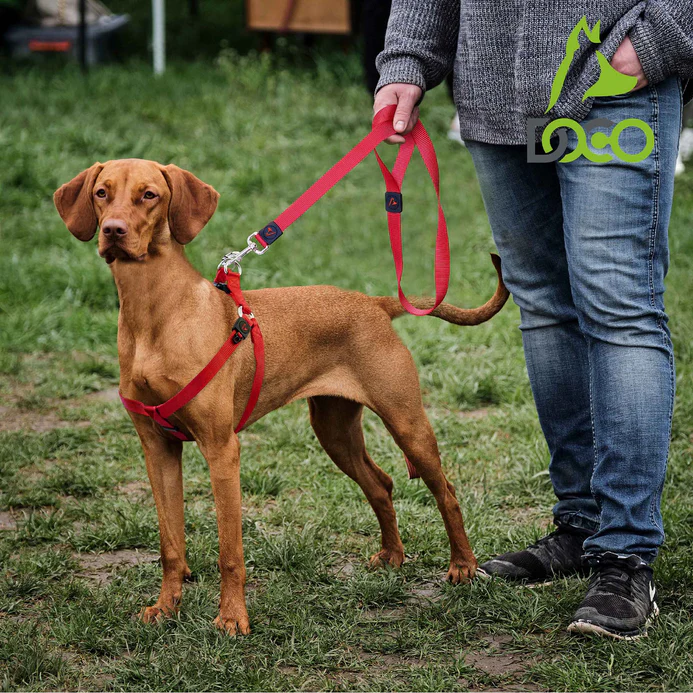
[252,104,450,316]
[120,107,448,481]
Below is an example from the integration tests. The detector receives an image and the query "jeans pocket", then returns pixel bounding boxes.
[594,89,642,103]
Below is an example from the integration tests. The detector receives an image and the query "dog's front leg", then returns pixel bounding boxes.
[199,434,250,636]
[134,425,191,623]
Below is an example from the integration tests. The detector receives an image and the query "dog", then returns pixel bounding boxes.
[54,158,509,635]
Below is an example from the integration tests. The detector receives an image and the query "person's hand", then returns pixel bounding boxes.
[611,35,648,91]
[373,83,423,144]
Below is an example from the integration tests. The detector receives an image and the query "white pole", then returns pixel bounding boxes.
[153,0,165,75]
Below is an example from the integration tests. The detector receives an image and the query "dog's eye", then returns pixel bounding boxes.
[143,191,157,200]
[95,189,107,198]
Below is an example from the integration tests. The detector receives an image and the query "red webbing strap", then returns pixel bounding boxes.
[267,104,450,315]
[235,324,264,432]
[222,270,266,433]
[374,120,450,316]
[119,394,191,441]
[157,324,245,419]
[272,118,396,232]
[120,270,264,438]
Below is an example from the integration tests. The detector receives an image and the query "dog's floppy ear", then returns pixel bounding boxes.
[159,164,220,245]
[54,163,104,241]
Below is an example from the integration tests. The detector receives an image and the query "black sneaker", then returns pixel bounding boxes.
[567,553,658,640]
[478,525,592,586]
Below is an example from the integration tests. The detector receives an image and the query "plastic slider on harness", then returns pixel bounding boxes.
[232,316,251,344]
[385,192,403,213]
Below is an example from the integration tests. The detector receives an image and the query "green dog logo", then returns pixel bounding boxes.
[528,17,654,164]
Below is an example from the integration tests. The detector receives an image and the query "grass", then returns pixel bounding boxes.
[1,43,693,692]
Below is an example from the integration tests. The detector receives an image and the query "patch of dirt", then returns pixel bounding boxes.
[328,556,358,579]
[464,634,539,680]
[410,582,440,602]
[85,387,121,403]
[0,384,123,434]
[0,405,90,433]
[376,653,426,669]
[465,650,526,677]
[0,511,17,531]
[116,480,151,500]
[75,549,159,585]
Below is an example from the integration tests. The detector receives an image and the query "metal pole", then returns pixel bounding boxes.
[78,0,87,72]
[153,0,165,75]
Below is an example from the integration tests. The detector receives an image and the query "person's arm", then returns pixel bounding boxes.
[373,0,460,143]
[629,0,693,84]
[375,0,460,96]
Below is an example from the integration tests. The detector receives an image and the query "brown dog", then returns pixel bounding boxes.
[54,159,509,635]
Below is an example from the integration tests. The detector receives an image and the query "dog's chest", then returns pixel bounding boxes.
[126,345,178,397]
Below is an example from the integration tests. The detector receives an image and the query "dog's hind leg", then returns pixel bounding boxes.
[132,424,191,623]
[308,396,405,569]
[365,350,478,583]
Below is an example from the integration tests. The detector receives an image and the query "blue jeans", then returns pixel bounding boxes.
[466,77,682,563]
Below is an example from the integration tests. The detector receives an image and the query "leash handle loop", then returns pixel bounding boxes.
[254,104,449,316]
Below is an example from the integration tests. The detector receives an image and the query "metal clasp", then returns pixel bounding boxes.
[217,233,270,274]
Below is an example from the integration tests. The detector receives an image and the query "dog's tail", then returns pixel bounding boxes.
[378,254,510,326]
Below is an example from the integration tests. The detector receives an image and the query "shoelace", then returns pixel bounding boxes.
[529,529,562,550]
[589,560,635,599]
[528,528,575,562]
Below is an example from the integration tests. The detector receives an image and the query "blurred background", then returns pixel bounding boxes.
[1,4,693,692]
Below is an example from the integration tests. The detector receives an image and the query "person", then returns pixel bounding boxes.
[373,0,693,640]
[361,0,464,144]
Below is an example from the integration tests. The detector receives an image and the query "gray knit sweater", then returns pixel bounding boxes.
[376,1,693,145]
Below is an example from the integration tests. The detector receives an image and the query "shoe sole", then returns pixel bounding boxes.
[567,602,659,641]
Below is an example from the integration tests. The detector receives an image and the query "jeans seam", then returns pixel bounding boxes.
[647,83,660,316]
[650,348,675,531]
[644,82,675,534]
[587,339,601,520]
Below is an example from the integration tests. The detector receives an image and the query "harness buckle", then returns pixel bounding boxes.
[232,317,252,344]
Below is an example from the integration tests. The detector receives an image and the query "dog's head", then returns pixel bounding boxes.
[54,159,219,263]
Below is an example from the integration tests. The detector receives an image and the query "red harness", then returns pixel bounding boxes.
[119,105,450,476]
[120,270,265,439]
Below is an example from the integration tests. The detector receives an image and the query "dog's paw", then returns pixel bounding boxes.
[446,560,477,584]
[369,548,405,569]
[214,613,251,636]
[138,604,175,624]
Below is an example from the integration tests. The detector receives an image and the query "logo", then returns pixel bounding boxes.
[385,192,403,213]
[528,17,653,164]
[257,221,283,245]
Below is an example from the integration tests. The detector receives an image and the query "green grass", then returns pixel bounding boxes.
[1,48,693,692]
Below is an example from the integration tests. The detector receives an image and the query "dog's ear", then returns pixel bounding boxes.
[54,163,104,241]
[159,164,220,245]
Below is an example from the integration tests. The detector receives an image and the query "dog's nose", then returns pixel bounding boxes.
[102,219,128,238]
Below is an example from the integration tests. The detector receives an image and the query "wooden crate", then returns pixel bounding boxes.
[246,0,351,35]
